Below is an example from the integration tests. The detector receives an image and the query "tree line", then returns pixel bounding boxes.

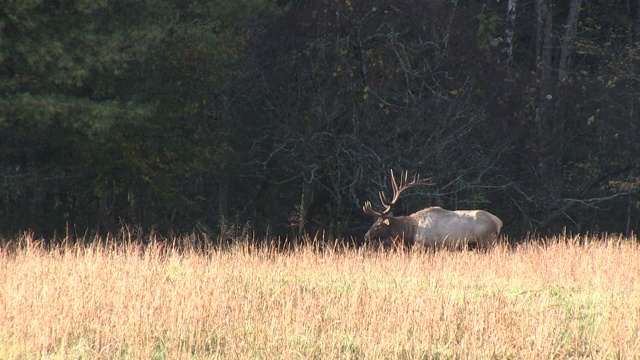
[1,0,639,241]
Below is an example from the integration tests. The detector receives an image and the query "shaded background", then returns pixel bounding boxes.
[1,0,639,241]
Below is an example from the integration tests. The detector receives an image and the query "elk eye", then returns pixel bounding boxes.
[383,218,390,226]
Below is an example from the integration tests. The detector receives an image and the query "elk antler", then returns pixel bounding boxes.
[362,200,384,217]
[377,170,433,215]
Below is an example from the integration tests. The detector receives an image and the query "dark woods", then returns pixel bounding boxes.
[1,0,639,241]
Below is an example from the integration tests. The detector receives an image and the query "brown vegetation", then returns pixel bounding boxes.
[1,234,639,358]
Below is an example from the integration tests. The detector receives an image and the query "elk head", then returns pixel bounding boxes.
[363,170,433,241]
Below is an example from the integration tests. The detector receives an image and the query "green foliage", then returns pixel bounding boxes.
[476,12,502,48]
[0,0,279,236]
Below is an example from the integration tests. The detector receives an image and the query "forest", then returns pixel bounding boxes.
[1,0,639,241]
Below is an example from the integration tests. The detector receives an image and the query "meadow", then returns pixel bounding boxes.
[1,233,639,359]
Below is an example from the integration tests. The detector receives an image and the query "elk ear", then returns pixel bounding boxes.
[383,218,390,226]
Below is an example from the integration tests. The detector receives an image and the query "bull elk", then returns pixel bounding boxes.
[363,170,503,249]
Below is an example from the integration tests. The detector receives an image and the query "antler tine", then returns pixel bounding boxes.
[368,169,433,217]
[378,191,387,205]
[406,171,434,187]
[387,169,407,208]
[387,169,435,211]
[390,169,399,196]
[363,200,384,217]
[376,169,397,215]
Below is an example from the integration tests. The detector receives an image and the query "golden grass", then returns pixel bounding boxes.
[1,234,639,359]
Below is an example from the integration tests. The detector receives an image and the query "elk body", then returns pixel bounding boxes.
[363,170,503,249]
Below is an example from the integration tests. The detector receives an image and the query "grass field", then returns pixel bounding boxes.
[1,233,639,359]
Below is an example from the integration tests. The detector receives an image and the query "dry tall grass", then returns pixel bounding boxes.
[1,233,639,359]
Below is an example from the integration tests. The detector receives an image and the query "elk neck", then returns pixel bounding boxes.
[388,215,418,241]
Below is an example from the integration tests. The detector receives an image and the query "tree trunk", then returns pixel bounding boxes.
[535,0,556,187]
[534,0,562,231]
[218,181,229,240]
[557,0,583,84]
[505,0,518,64]
[534,0,584,231]
[97,179,116,237]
